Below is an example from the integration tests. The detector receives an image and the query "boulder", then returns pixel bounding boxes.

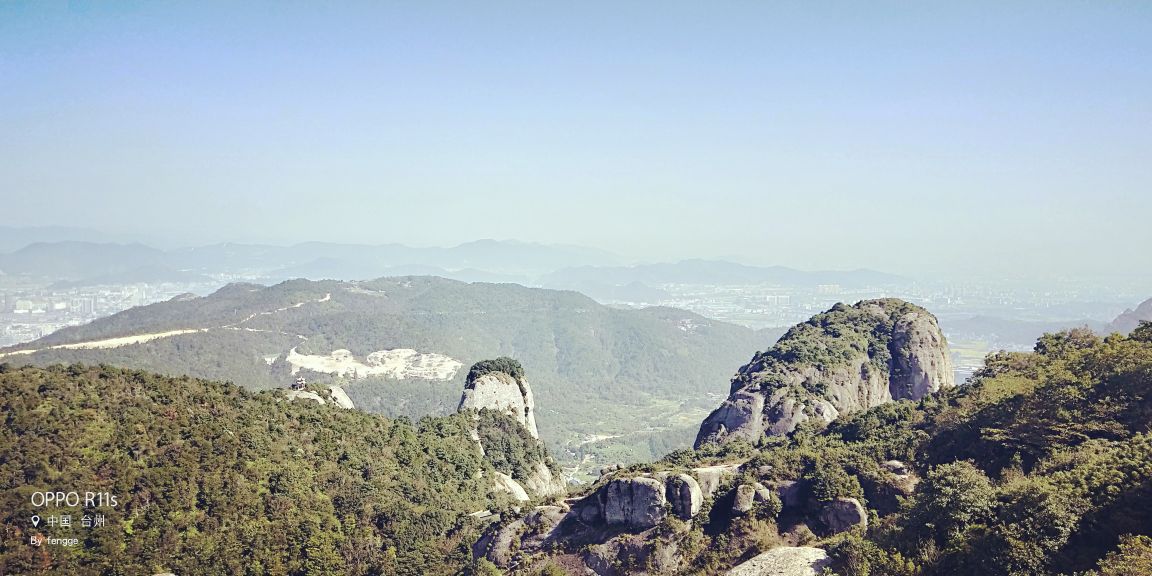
[604,477,667,529]
[666,474,704,520]
[493,471,530,502]
[725,546,831,576]
[570,473,704,530]
[819,497,868,534]
[752,482,774,503]
[693,463,740,499]
[732,484,757,515]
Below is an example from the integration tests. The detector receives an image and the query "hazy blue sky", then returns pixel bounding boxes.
[2,1,1149,278]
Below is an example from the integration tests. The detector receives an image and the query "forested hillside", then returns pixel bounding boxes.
[0,364,523,575]
[4,321,1150,575]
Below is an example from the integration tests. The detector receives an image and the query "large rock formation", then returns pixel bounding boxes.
[570,473,705,530]
[696,299,954,448]
[603,477,668,529]
[459,358,539,438]
[458,358,565,499]
[475,471,706,571]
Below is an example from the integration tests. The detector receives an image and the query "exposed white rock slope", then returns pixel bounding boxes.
[286,348,461,380]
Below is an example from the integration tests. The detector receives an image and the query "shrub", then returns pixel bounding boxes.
[906,461,995,544]
[467,357,525,383]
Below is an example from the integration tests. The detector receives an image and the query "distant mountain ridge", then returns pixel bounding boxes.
[0,239,910,293]
[0,239,622,281]
[0,241,168,279]
[0,225,159,253]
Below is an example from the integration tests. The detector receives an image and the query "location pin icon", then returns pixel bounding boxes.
[31,515,40,527]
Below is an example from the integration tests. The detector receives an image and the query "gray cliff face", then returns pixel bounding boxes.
[696,299,954,448]
[889,310,954,400]
[666,474,704,520]
[458,371,539,439]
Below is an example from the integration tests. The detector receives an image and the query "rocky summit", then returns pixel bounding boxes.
[696,298,954,448]
[458,358,566,499]
[459,357,540,439]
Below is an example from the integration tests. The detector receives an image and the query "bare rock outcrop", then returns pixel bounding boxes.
[725,546,831,576]
[522,461,567,499]
[474,472,704,572]
[570,473,705,530]
[473,518,524,567]
[732,484,757,515]
[285,390,326,405]
[697,299,954,448]
[493,471,530,502]
[602,477,668,529]
[666,474,704,520]
[472,505,568,568]
[693,462,741,499]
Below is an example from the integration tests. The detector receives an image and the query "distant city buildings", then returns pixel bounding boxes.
[0,281,219,347]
